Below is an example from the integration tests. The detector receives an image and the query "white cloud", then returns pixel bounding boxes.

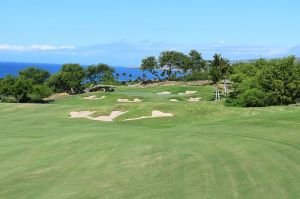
[0,41,298,66]
[0,44,75,51]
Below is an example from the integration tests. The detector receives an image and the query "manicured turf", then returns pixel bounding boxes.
[0,85,300,198]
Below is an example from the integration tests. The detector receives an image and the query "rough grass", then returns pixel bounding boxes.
[0,85,299,199]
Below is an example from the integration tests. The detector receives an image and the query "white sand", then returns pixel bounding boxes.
[92,111,128,121]
[169,99,179,102]
[124,110,173,121]
[117,98,142,103]
[187,97,201,102]
[69,111,95,118]
[82,95,106,100]
[179,90,197,95]
[152,111,173,117]
[69,110,127,122]
[157,91,172,95]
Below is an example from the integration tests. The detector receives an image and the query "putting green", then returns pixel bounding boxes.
[0,85,299,198]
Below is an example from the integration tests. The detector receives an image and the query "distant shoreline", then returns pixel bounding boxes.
[0,61,150,81]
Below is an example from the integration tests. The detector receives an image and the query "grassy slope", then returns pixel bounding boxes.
[0,85,299,199]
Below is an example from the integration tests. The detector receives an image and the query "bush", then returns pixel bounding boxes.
[19,67,50,84]
[28,85,53,102]
[228,56,300,107]
[47,64,85,94]
[0,75,52,103]
[235,89,266,107]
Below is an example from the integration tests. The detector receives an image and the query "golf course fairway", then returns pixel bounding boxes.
[0,85,299,198]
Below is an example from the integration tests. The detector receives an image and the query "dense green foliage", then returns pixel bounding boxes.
[140,56,161,80]
[228,56,300,107]
[159,51,190,78]
[0,63,117,103]
[0,85,299,198]
[19,67,50,84]
[140,50,208,81]
[86,64,115,84]
[48,63,116,94]
[208,54,231,100]
[182,70,210,81]
[0,75,52,103]
[188,50,206,72]
[48,64,85,94]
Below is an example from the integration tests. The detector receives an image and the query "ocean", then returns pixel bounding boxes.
[0,61,155,81]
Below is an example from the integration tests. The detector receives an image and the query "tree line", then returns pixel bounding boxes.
[0,63,116,103]
[141,50,300,106]
[1,50,300,107]
[140,50,231,100]
[228,56,300,107]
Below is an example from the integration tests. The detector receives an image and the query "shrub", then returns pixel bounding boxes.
[228,56,300,107]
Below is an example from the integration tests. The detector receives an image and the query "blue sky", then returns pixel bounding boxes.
[0,0,300,66]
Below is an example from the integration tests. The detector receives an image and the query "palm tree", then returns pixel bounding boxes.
[129,74,132,82]
[210,54,223,100]
[116,73,120,82]
[220,58,230,96]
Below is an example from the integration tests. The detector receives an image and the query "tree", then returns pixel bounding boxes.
[102,70,115,84]
[0,75,17,102]
[129,74,132,82]
[47,73,65,93]
[86,64,115,84]
[48,64,85,94]
[159,51,189,79]
[115,73,120,82]
[228,56,300,107]
[142,73,147,80]
[19,67,50,84]
[209,54,223,100]
[122,72,127,77]
[0,76,33,103]
[188,50,206,72]
[14,77,33,102]
[86,65,100,84]
[0,75,53,103]
[219,57,230,95]
[140,56,161,81]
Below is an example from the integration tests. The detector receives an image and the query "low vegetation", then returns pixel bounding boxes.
[228,56,300,107]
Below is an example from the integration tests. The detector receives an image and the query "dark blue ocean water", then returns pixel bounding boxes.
[0,61,155,81]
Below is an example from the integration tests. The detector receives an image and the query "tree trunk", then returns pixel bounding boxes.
[223,78,228,95]
[215,85,218,101]
[215,84,221,101]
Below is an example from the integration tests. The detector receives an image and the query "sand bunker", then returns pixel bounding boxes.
[92,111,128,121]
[117,98,142,103]
[69,111,127,122]
[179,90,197,95]
[169,99,179,102]
[157,91,172,95]
[69,111,96,118]
[124,110,173,121]
[82,95,106,100]
[187,97,201,102]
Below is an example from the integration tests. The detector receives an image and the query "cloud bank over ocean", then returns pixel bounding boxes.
[0,41,298,66]
[0,44,75,51]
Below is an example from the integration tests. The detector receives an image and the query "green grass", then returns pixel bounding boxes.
[0,85,300,198]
